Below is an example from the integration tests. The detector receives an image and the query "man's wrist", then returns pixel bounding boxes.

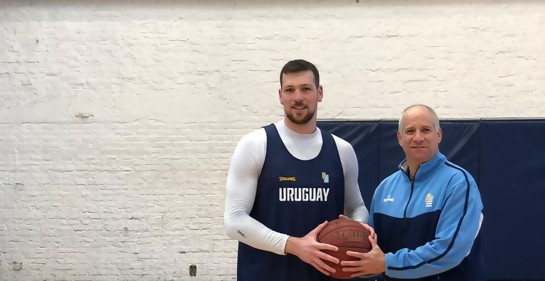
[284,236,294,255]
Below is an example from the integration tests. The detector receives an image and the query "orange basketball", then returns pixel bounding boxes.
[317,218,371,279]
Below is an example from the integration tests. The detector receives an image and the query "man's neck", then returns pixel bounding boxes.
[407,161,422,180]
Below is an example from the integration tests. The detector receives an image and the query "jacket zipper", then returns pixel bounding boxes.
[403,169,416,218]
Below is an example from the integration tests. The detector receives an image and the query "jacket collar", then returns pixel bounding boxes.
[398,152,446,181]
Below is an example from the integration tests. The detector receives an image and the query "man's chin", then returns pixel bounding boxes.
[291,119,310,125]
[287,115,313,125]
[410,155,433,163]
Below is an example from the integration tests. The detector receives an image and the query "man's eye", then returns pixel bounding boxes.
[285,88,294,93]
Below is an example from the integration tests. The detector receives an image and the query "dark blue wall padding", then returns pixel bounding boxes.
[318,119,545,280]
[478,120,545,280]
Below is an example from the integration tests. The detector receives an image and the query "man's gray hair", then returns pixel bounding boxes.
[398,104,441,132]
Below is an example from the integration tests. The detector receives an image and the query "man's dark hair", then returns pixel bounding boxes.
[279,59,320,88]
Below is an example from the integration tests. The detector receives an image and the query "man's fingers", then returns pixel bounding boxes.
[317,242,338,252]
[317,250,339,264]
[338,214,349,220]
[312,262,331,276]
[311,259,336,276]
[361,223,376,238]
[311,220,329,235]
[342,250,366,266]
[345,250,366,259]
[343,265,364,273]
[369,233,379,248]
[340,259,362,267]
[318,259,337,273]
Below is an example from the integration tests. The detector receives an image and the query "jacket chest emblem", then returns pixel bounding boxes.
[425,193,434,207]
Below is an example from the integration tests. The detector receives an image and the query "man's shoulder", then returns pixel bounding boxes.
[237,127,267,148]
[330,133,353,148]
[330,134,358,160]
[441,160,474,180]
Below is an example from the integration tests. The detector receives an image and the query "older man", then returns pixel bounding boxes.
[342,104,485,281]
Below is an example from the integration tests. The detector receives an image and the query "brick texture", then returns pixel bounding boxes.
[1,1,544,280]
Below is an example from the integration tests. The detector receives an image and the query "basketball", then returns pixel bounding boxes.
[317,218,371,279]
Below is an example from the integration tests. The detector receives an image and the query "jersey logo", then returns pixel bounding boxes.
[322,172,329,183]
[425,193,434,207]
[279,177,296,182]
[383,194,394,202]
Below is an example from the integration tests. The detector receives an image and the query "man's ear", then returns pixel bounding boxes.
[437,128,443,143]
[317,85,323,102]
[278,89,283,105]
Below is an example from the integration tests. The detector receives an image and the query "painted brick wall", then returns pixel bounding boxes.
[1,1,544,280]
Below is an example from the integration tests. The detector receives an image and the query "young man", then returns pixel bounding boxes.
[342,104,485,280]
[224,59,369,281]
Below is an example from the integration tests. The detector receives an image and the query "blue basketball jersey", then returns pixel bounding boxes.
[237,124,345,281]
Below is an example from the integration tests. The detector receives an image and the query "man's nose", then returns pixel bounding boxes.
[293,89,304,100]
[413,131,424,141]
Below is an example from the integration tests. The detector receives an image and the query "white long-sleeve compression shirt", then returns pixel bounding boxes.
[224,120,369,255]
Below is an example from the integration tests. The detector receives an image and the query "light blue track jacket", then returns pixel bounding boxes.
[369,152,485,280]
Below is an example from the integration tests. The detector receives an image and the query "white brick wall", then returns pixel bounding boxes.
[0,1,543,280]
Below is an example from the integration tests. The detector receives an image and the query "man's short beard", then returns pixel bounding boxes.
[286,111,315,125]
